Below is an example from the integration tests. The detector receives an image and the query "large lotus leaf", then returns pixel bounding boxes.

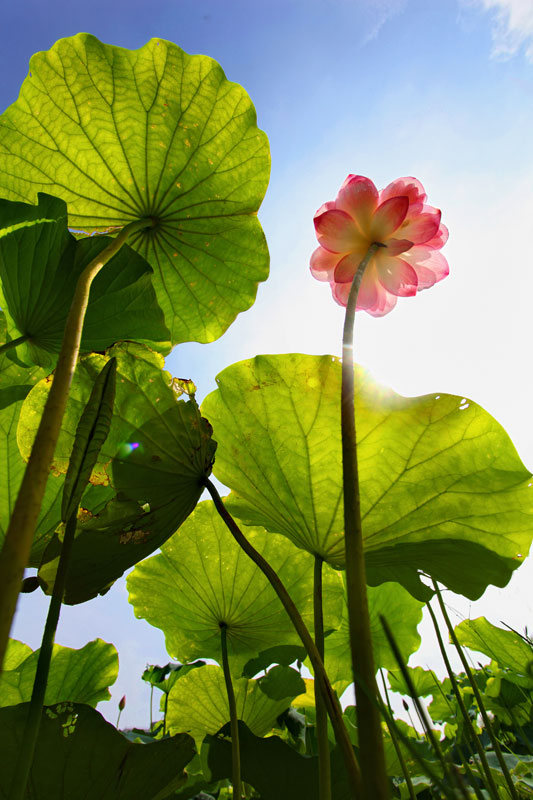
[204,722,355,800]
[324,580,423,690]
[18,342,216,603]
[0,34,270,346]
[0,638,118,707]
[127,499,343,674]
[455,617,533,688]
[202,354,533,599]
[166,664,300,748]
[0,703,195,799]
[0,193,170,367]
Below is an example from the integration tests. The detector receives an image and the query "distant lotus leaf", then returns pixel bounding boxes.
[0,638,118,707]
[18,342,216,603]
[128,500,343,674]
[0,194,170,367]
[324,580,423,689]
[455,617,533,689]
[166,664,300,747]
[202,353,533,599]
[0,34,270,345]
[0,703,195,800]
[388,666,441,699]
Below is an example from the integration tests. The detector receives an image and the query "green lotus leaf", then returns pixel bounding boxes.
[242,645,307,678]
[202,353,533,599]
[166,664,300,747]
[0,638,118,707]
[0,34,270,346]
[0,193,170,367]
[455,617,533,689]
[388,666,441,699]
[324,580,423,690]
[127,500,343,674]
[0,703,195,799]
[18,342,216,602]
[203,722,356,800]
[3,638,32,670]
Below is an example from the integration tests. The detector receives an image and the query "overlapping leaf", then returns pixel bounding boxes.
[202,353,533,599]
[127,500,343,673]
[324,580,423,689]
[455,617,533,688]
[0,638,118,707]
[166,664,301,746]
[18,342,216,603]
[0,703,195,799]
[0,34,270,345]
[204,722,355,800]
[0,194,170,367]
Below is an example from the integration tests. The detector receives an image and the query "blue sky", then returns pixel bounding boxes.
[3,0,533,727]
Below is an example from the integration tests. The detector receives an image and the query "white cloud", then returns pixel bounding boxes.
[468,0,533,61]
[362,0,408,44]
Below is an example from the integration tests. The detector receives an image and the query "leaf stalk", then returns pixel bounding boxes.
[220,622,243,800]
[204,478,362,797]
[314,555,332,800]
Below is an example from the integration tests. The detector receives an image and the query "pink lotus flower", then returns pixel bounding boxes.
[311,175,449,315]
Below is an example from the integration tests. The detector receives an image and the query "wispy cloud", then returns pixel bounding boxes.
[468,0,533,61]
[363,0,408,44]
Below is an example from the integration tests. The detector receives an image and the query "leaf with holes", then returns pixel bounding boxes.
[202,353,533,599]
[0,638,118,707]
[0,34,270,346]
[18,342,216,603]
[127,499,343,674]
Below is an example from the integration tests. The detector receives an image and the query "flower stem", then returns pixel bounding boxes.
[10,510,77,800]
[341,242,389,800]
[220,622,243,800]
[0,218,152,671]
[314,555,331,800]
[432,581,519,800]
[204,478,362,797]
[0,334,29,356]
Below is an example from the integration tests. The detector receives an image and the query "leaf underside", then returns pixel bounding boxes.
[0,34,270,345]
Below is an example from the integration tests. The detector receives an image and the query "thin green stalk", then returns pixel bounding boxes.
[341,242,389,800]
[150,685,154,732]
[0,218,153,671]
[376,691,457,800]
[0,334,28,355]
[314,555,332,800]
[10,511,78,800]
[204,478,362,797]
[220,623,242,800]
[379,615,462,794]
[426,599,500,800]
[380,671,417,800]
[432,581,519,800]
